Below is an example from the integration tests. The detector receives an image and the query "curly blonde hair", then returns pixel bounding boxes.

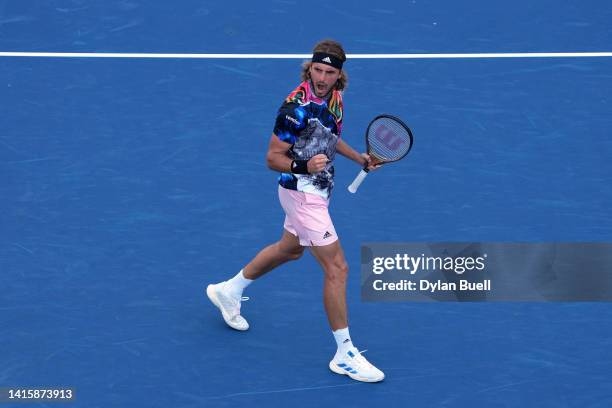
[301,39,348,91]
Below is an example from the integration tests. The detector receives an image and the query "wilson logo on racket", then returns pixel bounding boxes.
[374,125,406,151]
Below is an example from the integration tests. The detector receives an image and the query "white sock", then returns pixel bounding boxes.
[225,269,253,298]
[333,327,354,354]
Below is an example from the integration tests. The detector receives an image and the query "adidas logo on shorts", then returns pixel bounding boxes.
[322,57,332,63]
[323,231,332,239]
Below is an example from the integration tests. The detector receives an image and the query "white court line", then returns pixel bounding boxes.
[0,52,611,59]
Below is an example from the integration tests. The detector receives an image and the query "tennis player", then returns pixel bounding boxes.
[207,39,384,383]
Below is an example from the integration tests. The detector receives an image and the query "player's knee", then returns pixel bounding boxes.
[338,262,349,279]
[326,262,348,285]
[287,248,304,261]
[279,244,304,261]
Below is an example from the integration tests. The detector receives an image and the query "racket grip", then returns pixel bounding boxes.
[348,169,369,193]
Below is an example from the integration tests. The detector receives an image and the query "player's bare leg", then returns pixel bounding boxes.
[206,229,303,331]
[310,240,385,382]
[309,240,349,330]
[242,230,304,280]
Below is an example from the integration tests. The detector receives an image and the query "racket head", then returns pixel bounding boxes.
[365,114,414,165]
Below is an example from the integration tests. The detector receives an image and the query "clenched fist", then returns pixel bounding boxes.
[307,154,330,173]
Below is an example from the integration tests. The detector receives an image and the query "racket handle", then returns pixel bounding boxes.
[348,169,369,193]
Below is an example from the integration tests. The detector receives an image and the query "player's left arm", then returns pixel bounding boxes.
[336,139,380,170]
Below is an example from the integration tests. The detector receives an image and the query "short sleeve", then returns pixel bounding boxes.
[273,102,308,144]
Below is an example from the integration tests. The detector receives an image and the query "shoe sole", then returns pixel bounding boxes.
[329,361,384,383]
[206,285,249,331]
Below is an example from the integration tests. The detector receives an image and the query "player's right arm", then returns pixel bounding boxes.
[266,134,328,174]
[266,134,293,173]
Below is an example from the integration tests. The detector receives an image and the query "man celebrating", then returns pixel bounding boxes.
[207,39,384,383]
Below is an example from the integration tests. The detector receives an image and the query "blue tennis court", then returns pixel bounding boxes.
[2,1,612,407]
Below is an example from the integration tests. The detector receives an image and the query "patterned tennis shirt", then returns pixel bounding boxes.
[272,80,344,199]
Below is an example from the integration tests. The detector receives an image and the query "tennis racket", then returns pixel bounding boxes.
[348,114,414,193]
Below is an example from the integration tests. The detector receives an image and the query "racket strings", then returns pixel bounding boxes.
[367,118,412,161]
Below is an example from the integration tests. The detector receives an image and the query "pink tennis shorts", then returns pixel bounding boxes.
[278,186,338,247]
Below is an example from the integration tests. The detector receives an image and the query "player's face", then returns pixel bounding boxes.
[309,62,340,97]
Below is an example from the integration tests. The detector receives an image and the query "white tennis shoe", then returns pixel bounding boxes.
[329,348,385,383]
[206,282,249,331]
